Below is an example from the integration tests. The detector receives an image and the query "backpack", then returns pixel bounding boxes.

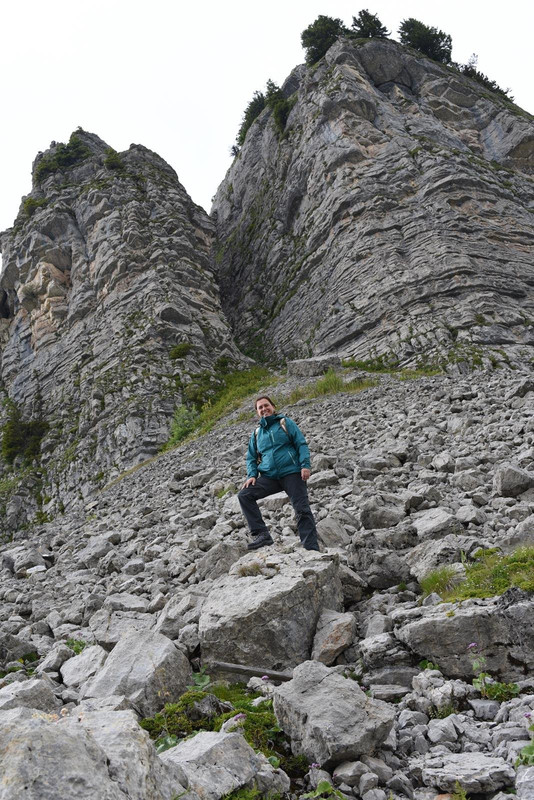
[254,417,291,464]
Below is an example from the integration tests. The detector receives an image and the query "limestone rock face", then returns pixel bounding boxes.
[0,130,245,512]
[212,38,534,368]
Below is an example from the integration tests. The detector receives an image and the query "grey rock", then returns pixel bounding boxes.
[273,660,395,768]
[0,676,62,712]
[81,630,192,716]
[160,730,290,799]
[199,551,343,671]
[419,752,515,792]
[317,517,351,548]
[312,608,356,665]
[60,644,108,689]
[493,463,534,497]
[412,509,464,540]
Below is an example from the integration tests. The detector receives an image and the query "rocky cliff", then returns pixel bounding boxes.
[212,38,534,368]
[0,130,245,519]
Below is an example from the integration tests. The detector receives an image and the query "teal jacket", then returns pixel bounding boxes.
[246,414,311,479]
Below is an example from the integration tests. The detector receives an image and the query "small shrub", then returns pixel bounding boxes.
[451,781,468,800]
[517,741,534,767]
[66,638,87,655]
[302,780,345,799]
[1,401,48,465]
[103,148,125,171]
[419,659,441,672]
[170,343,191,360]
[23,197,47,218]
[236,91,266,147]
[166,405,200,447]
[35,132,92,183]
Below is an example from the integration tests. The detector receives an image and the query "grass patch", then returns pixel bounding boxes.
[447,547,534,600]
[164,366,275,450]
[286,368,376,404]
[420,565,461,598]
[140,682,309,782]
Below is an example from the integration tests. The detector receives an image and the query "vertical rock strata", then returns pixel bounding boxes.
[0,131,244,508]
[212,38,534,367]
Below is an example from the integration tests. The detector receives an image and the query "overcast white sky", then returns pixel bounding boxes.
[1,0,532,234]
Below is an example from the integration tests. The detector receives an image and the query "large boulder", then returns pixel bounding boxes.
[160,730,290,800]
[493,463,534,497]
[0,706,195,800]
[393,591,534,681]
[81,630,192,716]
[418,752,515,793]
[273,660,395,768]
[199,551,343,672]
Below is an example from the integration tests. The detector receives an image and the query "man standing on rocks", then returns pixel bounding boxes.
[238,396,320,551]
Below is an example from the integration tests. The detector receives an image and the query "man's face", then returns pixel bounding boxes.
[256,398,275,418]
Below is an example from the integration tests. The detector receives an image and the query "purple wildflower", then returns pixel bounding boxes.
[310,763,320,769]
[525,713,532,719]
[467,642,478,649]
[233,713,246,721]
[261,675,270,681]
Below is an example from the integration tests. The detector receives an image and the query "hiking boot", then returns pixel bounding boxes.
[247,532,274,550]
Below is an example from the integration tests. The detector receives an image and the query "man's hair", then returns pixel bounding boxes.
[255,395,276,410]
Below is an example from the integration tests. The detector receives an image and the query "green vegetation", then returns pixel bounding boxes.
[236,91,266,147]
[301,15,348,65]
[169,343,192,360]
[351,10,388,39]
[420,565,460,598]
[1,401,48,466]
[451,782,469,800]
[103,148,125,171]
[285,368,376,404]
[302,780,345,800]
[518,735,534,767]
[459,54,513,100]
[34,132,92,183]
[23,197,48,218]
[66,638,87,655]
[399,18,452,63]
[447,547,534,600]
[164,366,274,450]
[265,80,296,137]
[419,659,441,672]
[140,682,309,782]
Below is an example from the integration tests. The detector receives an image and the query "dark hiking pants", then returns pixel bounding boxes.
[238,472,319,550]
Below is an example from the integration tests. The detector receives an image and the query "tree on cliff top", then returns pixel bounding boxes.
[301,15,348,65]
[399,17,452,63]
[351,10,389,39]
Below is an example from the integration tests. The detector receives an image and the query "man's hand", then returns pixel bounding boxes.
[301,468,311,481]
[243,477,256,488]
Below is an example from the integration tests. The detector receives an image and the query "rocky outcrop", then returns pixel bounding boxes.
[0,130,246,515]
[212,38,534,368]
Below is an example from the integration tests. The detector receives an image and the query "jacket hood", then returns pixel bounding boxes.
[259,413,282,428]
